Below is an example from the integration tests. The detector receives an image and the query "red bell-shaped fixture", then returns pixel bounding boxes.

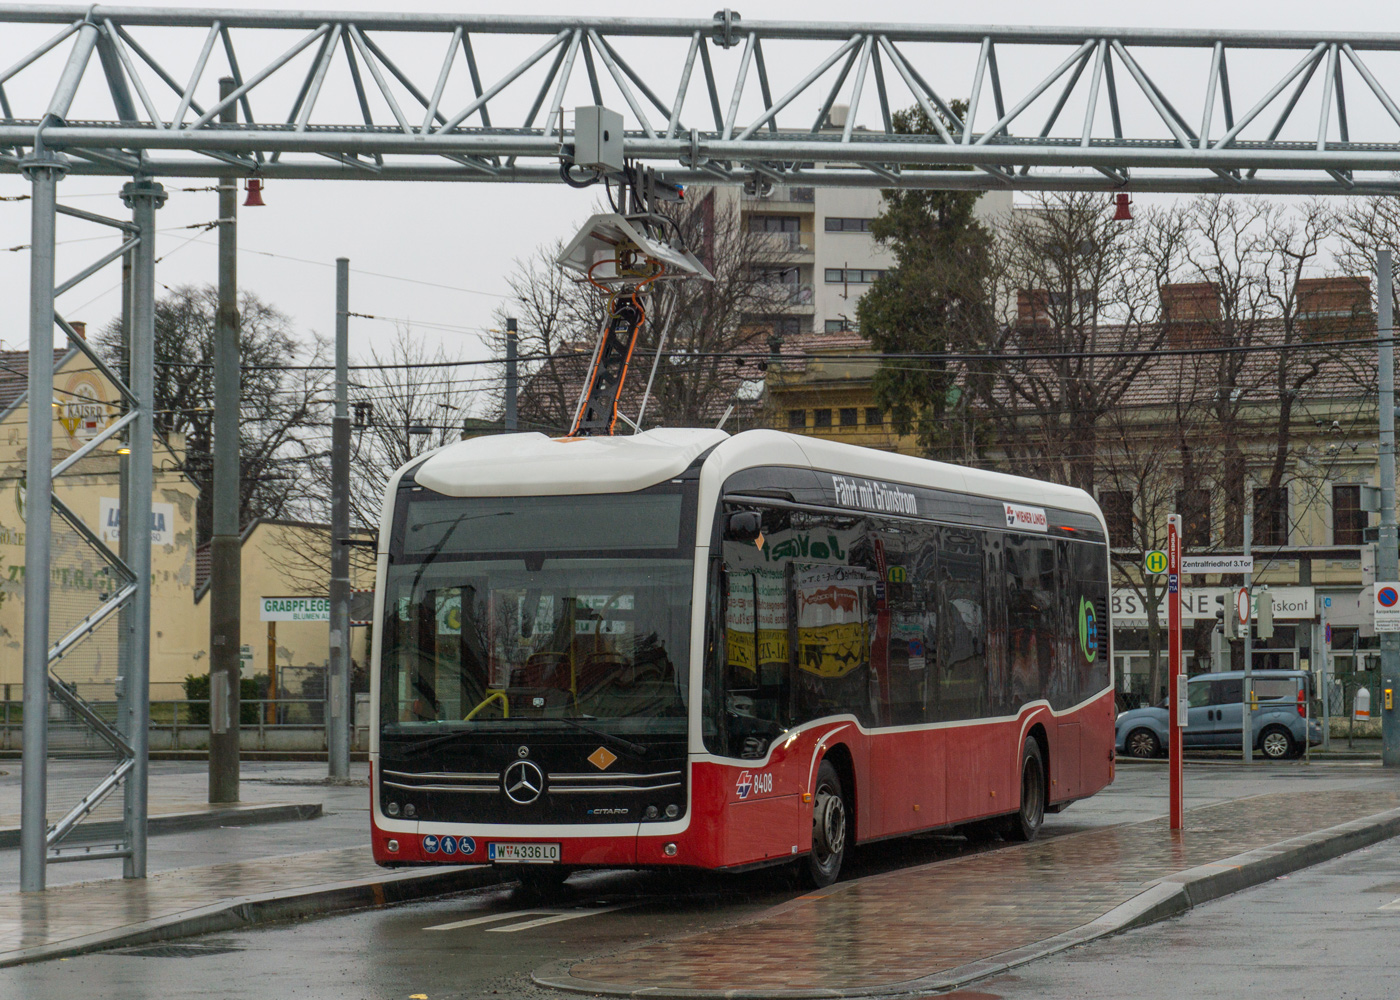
[1112,191,1132,221]
[244,177,266,207]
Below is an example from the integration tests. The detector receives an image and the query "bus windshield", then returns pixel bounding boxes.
[380,489,693,740]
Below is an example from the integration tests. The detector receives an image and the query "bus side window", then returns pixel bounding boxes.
[937,526,987,722]
[983,532,1011,717]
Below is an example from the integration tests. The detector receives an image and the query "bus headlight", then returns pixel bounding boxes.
[644,805,659,819]
[665,804,679,819]
[386,801,400,817]
[403,803,417,818]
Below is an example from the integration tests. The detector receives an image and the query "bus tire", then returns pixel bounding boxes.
[805,760,848,888]
[1004,736,1046,842]
[512,864,570,897]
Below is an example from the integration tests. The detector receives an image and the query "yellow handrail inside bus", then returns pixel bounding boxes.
[465,690,509,721]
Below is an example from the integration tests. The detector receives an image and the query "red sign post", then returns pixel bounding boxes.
[1167,514,1184,830]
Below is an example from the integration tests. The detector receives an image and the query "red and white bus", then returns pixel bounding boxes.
[370,428,1114,888]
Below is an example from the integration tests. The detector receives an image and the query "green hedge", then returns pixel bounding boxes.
[182,673,266,726]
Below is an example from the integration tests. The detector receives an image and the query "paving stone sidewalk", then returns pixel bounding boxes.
[558,788,1400,996]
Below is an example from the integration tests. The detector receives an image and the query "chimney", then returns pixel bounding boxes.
[1297,276,1371,340]
[70,321,86,340]
[1017,289,1051,329]
[1160,282,1220,348]
[826,104,849,130]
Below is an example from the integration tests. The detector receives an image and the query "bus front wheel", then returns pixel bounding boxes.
[1004,737,1046,842]
[512,864,570,898]
[805,760,848,888]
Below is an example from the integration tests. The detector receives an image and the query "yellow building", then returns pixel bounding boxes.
[0,345,369,701]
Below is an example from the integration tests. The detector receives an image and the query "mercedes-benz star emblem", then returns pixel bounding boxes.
[517,745,530,758]
[503,760,544,805]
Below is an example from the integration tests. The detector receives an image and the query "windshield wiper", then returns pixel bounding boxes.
[543,715,647,758]
[385,718,647,760]
[385,731,475,759]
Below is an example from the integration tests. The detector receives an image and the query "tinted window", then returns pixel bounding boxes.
[937,527,987,721]
[401,493,681,556]
[874,522,936,726]
[1212,678,1243,704]
[1006,535,1057,709]
[1063,538,1110,703]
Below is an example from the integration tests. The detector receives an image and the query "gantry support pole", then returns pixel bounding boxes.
[120,177,165,879]
[19,151,67,893]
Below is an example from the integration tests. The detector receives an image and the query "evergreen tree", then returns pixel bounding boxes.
[857,105,996,459]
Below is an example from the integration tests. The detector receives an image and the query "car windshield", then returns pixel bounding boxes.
[380,489,693,740]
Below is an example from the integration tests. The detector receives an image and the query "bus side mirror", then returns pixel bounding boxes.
[727,511,762,542]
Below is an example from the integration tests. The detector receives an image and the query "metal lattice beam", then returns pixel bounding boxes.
[5,9,1400,191]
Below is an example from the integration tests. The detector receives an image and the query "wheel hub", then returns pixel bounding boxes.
[813,788,846,858]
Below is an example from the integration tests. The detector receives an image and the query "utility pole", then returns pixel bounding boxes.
[1243,507,1254,763]
[504,317,518,432]
[328,258,351,780]
[209,77,241,803]
[1377,249,1400,768]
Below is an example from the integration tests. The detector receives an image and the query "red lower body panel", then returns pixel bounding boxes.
[372,692,1116,870]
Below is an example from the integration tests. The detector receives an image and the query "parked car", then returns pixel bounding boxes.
[1115,669,1323,760]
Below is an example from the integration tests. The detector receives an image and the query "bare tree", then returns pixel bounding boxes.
[488,189,793,434]
[976,193,1179,493]
[97,285,329,543]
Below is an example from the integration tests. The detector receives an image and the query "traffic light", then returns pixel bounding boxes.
[1256,589,1274,641]
[1214,594,1237,639]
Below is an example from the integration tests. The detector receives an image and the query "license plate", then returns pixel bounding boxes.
[488,842,561,864]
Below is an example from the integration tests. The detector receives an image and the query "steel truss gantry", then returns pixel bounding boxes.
[5,9,1400,192]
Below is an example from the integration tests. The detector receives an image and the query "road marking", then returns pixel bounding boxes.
[423,903,638,933]
[424,911,551,931]
[487,904,636,932]
[1379,897,1400,911]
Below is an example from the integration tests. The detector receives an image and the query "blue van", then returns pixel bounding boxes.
[1116,669,1323,760]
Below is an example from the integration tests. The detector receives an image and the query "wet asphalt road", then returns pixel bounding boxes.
[971,834,1400,1000]
[0,828,1056,1000]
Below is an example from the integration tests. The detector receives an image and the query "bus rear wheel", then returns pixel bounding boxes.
[805,760,848,888]
[1004,737,1046,842]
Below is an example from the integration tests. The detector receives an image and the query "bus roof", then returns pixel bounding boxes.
[411,427,1101,519]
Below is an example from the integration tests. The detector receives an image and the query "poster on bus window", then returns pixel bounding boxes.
[794,565,877,678]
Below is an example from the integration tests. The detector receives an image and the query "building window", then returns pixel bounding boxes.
[749,215,800,233]
[1252,487,1289,546]
[1333,485,1364,545]
[813,409,832,428]
[824,318,857,333]
[839,408,858,427]
[787,409,806,430]
[824,268,886,284]
[865,407,883,427]
[1176,489,1210,547]
[751,315,804,337]
[754,266,799,286]
[1099,491,1133,545]
[824,217,874,233]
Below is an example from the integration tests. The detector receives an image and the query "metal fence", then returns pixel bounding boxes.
[0,696,367,752]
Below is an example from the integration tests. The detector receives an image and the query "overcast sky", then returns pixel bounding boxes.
[1,0,1394,401]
